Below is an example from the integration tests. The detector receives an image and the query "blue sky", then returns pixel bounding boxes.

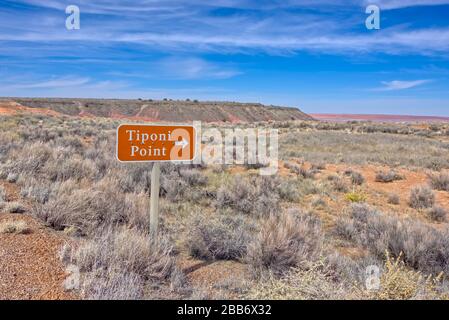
[1,1,449,116]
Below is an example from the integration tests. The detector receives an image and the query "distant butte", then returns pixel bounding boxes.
[0,98,314,123]
[310,113,449,123]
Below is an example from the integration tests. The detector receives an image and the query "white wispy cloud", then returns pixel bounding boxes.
[366,0,449,10]
[1,0,449,58]
[374,79,433,91]
[154,57,241,79]
[6,76,90,89]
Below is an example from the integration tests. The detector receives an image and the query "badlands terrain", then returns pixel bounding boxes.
[0,99,449,300]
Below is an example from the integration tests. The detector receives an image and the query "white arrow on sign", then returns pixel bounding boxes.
[175,139,189,149]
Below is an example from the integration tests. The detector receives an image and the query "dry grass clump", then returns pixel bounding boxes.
[283,161,301,175]
[2,142,52,177]
[336,204,449,275]
[409,185,435,209]
[0,220,30,234]
[0,186,6,202]
[32,180,149,236]
[311,162,326,171]
[278,179,301,202]
[4,202,26,214]
[246,262,348,300]
[344,169,365,185]
[283,162,316,178]
[427,206,448,223]
[216,175,280,216]
[246,210,323,276]
[375,170,404,183]
[366,253,447,300]
[387,193,400,205]
[187,214,255,261]
[247,252,449,300]
[329,175,349,193]
[6,173,19,183]
[60,228,176,299]
[160,166,208,202]
[428,173,449,192]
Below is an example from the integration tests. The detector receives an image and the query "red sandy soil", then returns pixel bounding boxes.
[0,181,76,300]
[0,101,61,117]
[311,113,449,123]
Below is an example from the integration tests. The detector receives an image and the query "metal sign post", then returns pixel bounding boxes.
[117,124,196,240]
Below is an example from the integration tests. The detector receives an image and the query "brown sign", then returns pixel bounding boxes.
[117,124,196,162]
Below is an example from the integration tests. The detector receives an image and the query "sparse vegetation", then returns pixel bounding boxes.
[345,169,365,185]
[1,113,449,300]
[344,192,366,203]
[246,210,323,276]
[0,186,6,202]
[4,202,26,214]
[187,214,255,261]
[375,171,404,183]
[428,206,448,223]
[60,229,176,299]
[387,193,400,205]
[429,173,449,192]
[0,220,30,234]
[336,204,449,275]
[409,186,435,209]
[216,175,280,216]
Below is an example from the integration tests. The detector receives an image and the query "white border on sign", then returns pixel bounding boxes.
[116,123,198,163]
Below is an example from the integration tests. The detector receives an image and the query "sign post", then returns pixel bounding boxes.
[149,162,160,238]
[117,124,196,239]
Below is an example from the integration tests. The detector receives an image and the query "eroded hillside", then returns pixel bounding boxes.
[2,98,313,123]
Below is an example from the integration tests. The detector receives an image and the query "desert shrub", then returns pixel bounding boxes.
[428,173,449,192]
[284,162,301,175]
[375,170,403,183]
[4,202,26,214]
[283,162,315,178]
[244,163,269,170]
[0,220,30,234]
[6,173,18,183]
[161,176,188,202]
[278,179,301,202]
[0,186,6,202]
[187,214,255,261]
[311,196,326,208]
[344,169,365,185]
[246,262,349,300]
[409,186,435,209]
[336,204,449,275]
[81,270,144,300]
[366,253,447,300]
[311,162,326,171]
[387,193,400,205]
[160,166,197,202]
[428,206,447,223]
[46,157,97,182]
[299,167,316,179]
[3,142,52,176]
[216,175,280,216]
[331,176,349,193]
[247,210,323,276]
[61,228,176,299]
[116,164,152,193]
[180,168,208,186]
[19,178,54,204]
[344,192,366,203]
[32,180,149,235]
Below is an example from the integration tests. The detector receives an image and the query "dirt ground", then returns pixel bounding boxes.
[0,181,76,300]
